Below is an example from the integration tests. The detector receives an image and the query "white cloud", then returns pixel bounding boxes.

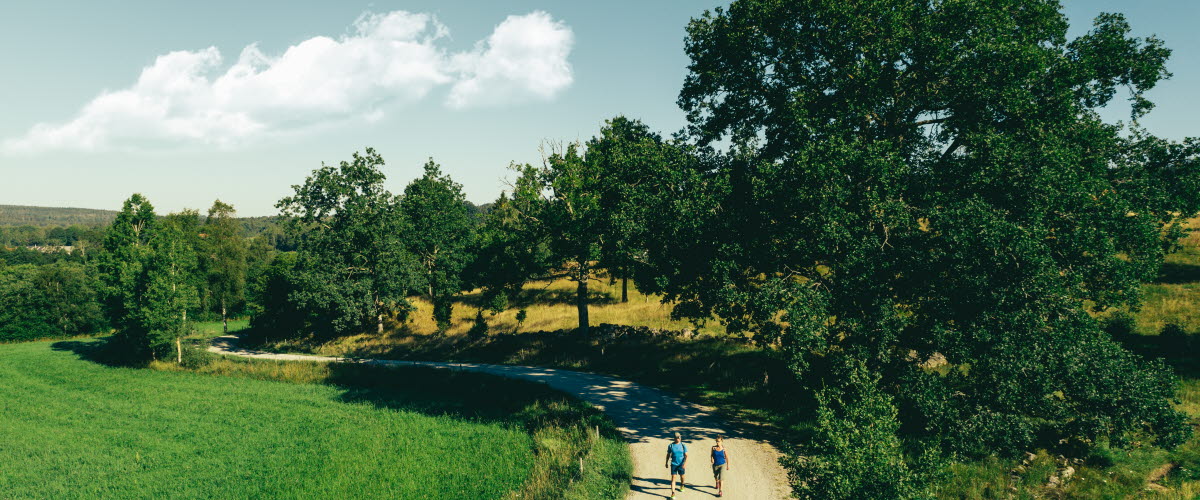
[2,11,573,153]
[447,12,574,109]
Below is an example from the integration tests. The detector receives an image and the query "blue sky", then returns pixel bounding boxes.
[0,1,1196,216]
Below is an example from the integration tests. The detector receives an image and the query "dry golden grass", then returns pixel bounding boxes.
[302,278,725,357]
[420,278,717,335]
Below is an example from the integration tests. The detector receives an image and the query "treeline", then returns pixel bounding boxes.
[0,225,104,247]
[0,204,117,227]
[0,217,294,249]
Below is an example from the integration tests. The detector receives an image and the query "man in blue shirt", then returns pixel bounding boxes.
[665,432,689,497]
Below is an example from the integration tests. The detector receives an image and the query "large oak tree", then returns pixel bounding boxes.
[663,0,1200,493]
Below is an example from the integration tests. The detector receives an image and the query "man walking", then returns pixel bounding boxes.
[665,432,688,498]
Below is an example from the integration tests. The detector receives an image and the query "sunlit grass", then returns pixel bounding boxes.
[402,277,722,336]
[0,340,533,498]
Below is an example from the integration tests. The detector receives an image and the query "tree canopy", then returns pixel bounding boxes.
[399,160,475,331]
[277,148,422,337]
[665,1,1200,492]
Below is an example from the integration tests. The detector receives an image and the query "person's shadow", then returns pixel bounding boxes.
[631,476,720,498]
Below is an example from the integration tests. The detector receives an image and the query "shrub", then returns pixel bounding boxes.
[433,297,453,334]
[1102,311,1138,342]
[468,310,489,339]
[180,345,216,369]
[788,360,933,499]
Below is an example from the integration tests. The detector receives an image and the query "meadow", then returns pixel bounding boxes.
[0,338,630,499]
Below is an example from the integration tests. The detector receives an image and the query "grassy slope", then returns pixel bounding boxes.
[0,338,629,499]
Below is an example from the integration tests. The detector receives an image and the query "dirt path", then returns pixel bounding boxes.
[209,336,791,499]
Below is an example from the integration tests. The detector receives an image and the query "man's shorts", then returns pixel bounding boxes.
[712,464,724,480]
[670,464,686,476]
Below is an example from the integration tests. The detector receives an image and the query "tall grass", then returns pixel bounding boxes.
[395,277,722,337]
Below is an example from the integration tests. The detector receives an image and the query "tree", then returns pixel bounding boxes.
[277,148,421,338]
[587,116,667,303]
[34,261,105,338]
[399,160,475,332]
[203,200,247,333]
[98,194,157,354]
[0,264,56,341]
[467,165,554,314]
[668,0,1199,486]
[142,214,201,361]
[248,251,303,340]
[542,144,606,335]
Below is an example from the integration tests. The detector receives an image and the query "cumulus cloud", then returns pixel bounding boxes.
[447,12,574,109]
[3,11,573,153]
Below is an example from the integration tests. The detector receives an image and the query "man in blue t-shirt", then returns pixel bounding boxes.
[665,432,689,497]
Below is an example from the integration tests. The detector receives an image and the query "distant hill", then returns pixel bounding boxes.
[0,205,119,228]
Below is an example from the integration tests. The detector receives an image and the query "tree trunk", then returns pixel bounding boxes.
[176,337,182,364]
[577,279,590,336]
[621,276,629,303]
[221,300,228,334]
[376,297,384,334]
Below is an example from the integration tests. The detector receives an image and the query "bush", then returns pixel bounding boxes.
[468,310,489,339]
[1102,311,1138,341]
[788,360,934,499]
[433,297,453,334]
[180,345,216,369]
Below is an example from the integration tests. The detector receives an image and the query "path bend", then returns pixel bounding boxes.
[209,336,791,499]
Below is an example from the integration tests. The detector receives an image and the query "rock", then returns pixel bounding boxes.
[1061,467,1075,480]
[1047,475,1061,488]
[919,352,948,369]
[1023,452,1037,464]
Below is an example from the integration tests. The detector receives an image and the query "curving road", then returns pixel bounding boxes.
[209,336,792,499]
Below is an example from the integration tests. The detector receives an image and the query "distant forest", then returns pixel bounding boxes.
[0,205,118,227]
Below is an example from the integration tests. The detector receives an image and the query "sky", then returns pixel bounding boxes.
[0,1,1196,216]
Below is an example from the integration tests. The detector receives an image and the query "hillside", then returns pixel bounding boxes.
[0,205,118,227]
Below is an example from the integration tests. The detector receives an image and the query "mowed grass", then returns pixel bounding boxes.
[0,339,629,499]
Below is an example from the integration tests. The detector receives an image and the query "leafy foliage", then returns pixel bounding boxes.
[203,200,247,332]
[399,159,475,332]
[789,361,936,499]
[277,148,422,338]
[667,0,1200,491]
[0,262,104,341]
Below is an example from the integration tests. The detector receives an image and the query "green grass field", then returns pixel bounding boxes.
[0,338,630,499]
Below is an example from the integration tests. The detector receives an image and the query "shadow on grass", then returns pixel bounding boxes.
[51,338,144,367]
[448,286,618,309]
[296,328,815,448]
[1155,262,1200,285]
[1113,332,1200,379]
[326,362,624,440]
